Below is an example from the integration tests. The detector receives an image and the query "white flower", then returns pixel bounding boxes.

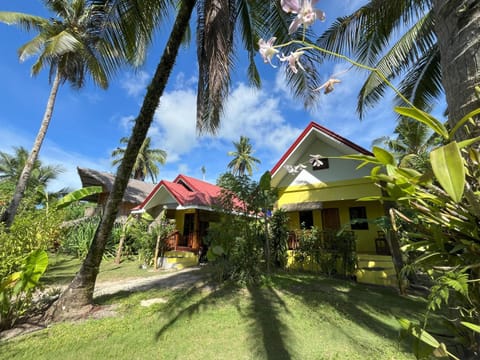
[258,37,279,67]
[314,78,341,94]
[278,50,305,73]
[281,0,326,34]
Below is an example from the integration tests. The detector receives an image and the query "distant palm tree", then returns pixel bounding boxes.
[0,146,64,210]
[373,118,441,173]
[0,0,150,227]
[0,146,63,189]
[228,136,261,177]
[111,137,166,182]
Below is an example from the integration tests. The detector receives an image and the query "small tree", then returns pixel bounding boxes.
[269,209,289,269]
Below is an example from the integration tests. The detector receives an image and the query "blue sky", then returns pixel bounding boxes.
[0,0,416,191]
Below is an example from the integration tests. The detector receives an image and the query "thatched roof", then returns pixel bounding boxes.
[77,167,155,205]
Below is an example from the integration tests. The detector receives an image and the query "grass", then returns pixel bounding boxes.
[1,256,428,359]
[42,253,164,286]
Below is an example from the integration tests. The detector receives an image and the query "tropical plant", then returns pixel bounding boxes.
[373,117,442,173]
[0,0,151,227]
[227,136,261,177]
[0,208,64,280]
[269,209,289,269]
[0,146,64,208]
[316,0,480,139]
[111,136,166,182]
[345,106,480,358]
[0,249,48,331]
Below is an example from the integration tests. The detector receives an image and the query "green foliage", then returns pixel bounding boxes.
[205,173,276,283]
[294,227,356,277]
[0,250,48,330]
[61,217,101,259]
[269,209,289,269]
[54,186,102,210]
[0,209,64,279]
[346,106,480,358]
[128,218,156,266]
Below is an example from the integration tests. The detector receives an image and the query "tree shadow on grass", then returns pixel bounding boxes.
[270,272,427,354]
[245,285,292,360]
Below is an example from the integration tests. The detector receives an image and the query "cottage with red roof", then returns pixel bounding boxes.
[271,122,396,287]
[134,174,226,253]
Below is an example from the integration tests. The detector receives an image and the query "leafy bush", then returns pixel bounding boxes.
[347,106,480,358]
[61,216,116,259]
[0,209,64,279]
[294,227,356,276]
[269,209,289,269]
[205,214,263,284]
[0,250,48,331]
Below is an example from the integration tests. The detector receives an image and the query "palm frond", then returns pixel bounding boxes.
[237,0,260,87]
[196,0,237,134]
[356,12,436,117]
[0,11,48,32]
[395,45,442,111]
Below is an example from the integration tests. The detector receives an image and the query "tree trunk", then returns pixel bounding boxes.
[114,231,126,265]
[432,0,480,139]
[47,0,197,321]
[0,69,62,228]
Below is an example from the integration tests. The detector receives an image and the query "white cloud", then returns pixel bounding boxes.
[120,71,150,97]
[149,89,198,163]
[218,83,302,153]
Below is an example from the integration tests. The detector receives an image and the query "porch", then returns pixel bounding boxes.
[285,230,398,288]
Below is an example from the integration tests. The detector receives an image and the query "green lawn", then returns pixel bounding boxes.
[42,253,165,286]
[1,256,427,359]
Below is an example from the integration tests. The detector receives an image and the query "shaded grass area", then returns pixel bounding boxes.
[1,269,425,359]
[42,253,163,286]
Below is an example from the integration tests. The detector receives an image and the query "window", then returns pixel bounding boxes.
[349,206,368,230]
[299,211,314,229]
[312,158,329,170]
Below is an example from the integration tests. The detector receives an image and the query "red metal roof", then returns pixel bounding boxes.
[137,174,235,209]
[270,121,373,175]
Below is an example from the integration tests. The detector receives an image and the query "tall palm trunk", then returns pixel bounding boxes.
[432,0,480,139]
[1,69,62,228]
[47,0,197,320]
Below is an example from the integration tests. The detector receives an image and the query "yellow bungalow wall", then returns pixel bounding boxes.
[279,179,384,253]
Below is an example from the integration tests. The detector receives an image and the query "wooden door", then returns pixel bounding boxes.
[322,208,340,230]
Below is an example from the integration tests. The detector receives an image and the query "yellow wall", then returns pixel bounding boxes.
[277,179,381,207]
[174,209,197,234]
[284,200,384,253]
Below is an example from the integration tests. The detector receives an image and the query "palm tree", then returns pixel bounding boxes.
[48,1,298,318]
[111,136,167,182]
[227,136,261,177]
[0,146,63,210]
[373,118,441,173]
[0,147,63,187]
[316,0,479,138]
[0,0,153,227]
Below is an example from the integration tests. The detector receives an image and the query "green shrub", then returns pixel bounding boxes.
[269,209,289,269]
[0,250,48,331]
[0,209,64,279]
[61,216,116,259]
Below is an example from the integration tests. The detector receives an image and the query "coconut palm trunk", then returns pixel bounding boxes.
[432,0,480,138]
[47,0,196,320]
[0,69,61,228]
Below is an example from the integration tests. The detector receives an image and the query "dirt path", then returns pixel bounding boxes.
[0,266,209,341]
[93,266,208,298]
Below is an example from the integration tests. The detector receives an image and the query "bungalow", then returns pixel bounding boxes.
[77,167,155,217]
[133,174,226,253]
[270,122,396,286]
